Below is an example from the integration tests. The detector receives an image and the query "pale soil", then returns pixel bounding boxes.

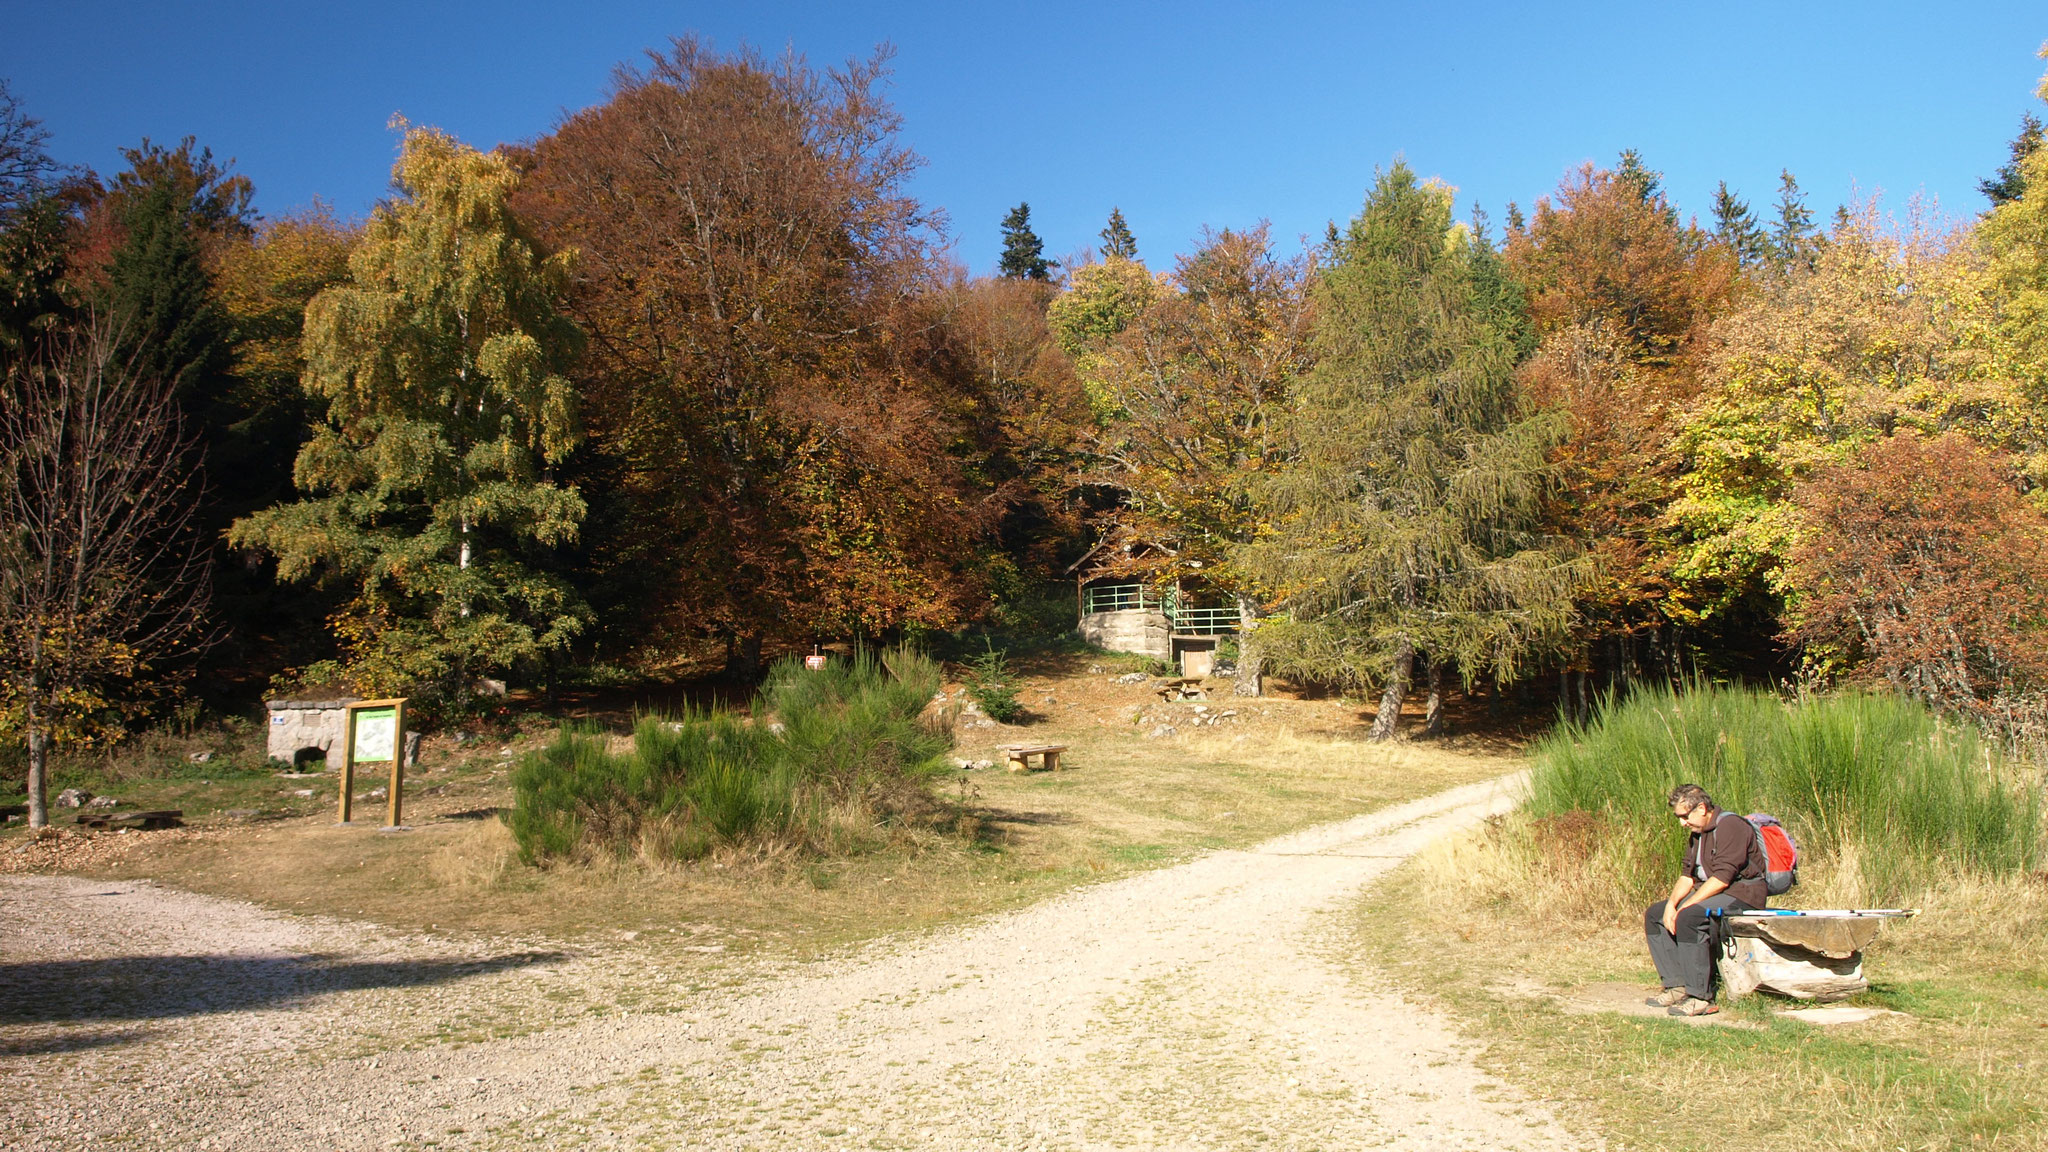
[1,773,1590,1151]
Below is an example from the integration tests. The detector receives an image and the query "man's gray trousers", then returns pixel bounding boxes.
[1644,894,1753,1001]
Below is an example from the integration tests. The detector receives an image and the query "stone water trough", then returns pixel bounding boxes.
[265,697,358,768]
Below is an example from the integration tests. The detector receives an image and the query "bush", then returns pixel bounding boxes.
[506,647,951,865]
[1527,681,2043,907]
[964,642,1024,724]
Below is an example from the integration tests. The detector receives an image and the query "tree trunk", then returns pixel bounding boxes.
[724,633,763,680]
[1371,639,1413,741]
[1422,656,1445,737]
[1232,594,1263,698]
[26,722,49,829]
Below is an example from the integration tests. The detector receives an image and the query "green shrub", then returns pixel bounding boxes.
[1529,682,2043,905]
[506,647,951,865]
[964,642,1024,724]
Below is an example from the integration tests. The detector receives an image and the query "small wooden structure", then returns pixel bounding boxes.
[1002,743,1068,773]
[338,698,410,828]
[1716,910,1917,1001]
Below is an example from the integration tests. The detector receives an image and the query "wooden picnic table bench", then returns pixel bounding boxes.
[1002,743,1068,773]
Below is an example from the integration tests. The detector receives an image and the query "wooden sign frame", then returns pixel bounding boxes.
[338,697,409,827]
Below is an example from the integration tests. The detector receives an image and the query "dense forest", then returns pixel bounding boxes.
[7,36,2048,764]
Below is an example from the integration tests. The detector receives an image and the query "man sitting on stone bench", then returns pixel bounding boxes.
[1645,783,1767,1017]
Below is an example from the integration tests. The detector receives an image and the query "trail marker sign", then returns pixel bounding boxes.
[339,698,410,827]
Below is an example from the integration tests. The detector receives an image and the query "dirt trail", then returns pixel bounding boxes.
[2,773,1588,1151]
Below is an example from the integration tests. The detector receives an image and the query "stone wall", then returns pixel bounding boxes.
[1078,610,1171,659]
[265,698,357,765]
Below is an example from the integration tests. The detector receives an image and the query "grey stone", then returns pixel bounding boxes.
[55,788,92,808]
[187,751,213,764]
[86,795,118,809]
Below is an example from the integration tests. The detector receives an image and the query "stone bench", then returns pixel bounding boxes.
[1714,910,1917,1002]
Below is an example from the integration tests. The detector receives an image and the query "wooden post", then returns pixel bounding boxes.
[386,698,408,828]
[336,704,355,825]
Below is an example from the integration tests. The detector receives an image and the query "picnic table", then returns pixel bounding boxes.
[1155,677,1207,701]
[1002,743,1068,773]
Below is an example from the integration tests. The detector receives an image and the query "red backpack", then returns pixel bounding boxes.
[1745,813,1800,896]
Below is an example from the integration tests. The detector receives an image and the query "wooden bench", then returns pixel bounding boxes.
[1155,677,1207,701]
[1002,743,1068,773]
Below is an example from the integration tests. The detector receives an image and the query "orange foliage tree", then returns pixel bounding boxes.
[514,39,1006,667]
[1786,433,2048,732]
[1505,155,1741,685]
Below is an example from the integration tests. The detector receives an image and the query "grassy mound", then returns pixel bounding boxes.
[1445,682,2043,922]
[507,648,952,865]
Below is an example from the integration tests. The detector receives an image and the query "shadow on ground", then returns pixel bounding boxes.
[0,950,567,1025]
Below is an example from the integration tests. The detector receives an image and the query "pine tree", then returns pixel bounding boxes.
[1242,163,1583,739]
[1769,169,1818,272]
[1614,149,1678,225]
[231,127,587,702]
[1099,206,1138,260]
[104,179,233,403]
[998,202,1051,280]
[1711,180,1768,267]
[1981,112,2043,208]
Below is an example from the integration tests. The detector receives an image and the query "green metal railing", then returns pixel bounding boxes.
[1082,583,1241,634]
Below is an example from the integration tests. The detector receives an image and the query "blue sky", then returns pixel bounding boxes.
[4,2,2044,274]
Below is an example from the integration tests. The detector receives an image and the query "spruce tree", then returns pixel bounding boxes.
[1100,206,1138,260]
[105,179,233,403]
[1615,149,1678,225]
[1242,163,1582,739]
[1711,180,1769,267]
[231,128,588,702]
[1981,112,2043,208]
[998,202,1051,280]
[1769,169,1818,272]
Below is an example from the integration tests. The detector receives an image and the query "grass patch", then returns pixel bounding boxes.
[507,648,952,865]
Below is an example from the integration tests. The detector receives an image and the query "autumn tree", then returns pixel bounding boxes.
[1786,434,2048,733]
[1,320,210,827]
[1245,165,1583,737]
[232,127,586,702]
[999,202,1053,281]
[1673,204,2006,645]
[0,83,76,358]
[1053,225,1311,695]
[204,208,355,682]
[1506,154,1738,684]
[514,39,991,668]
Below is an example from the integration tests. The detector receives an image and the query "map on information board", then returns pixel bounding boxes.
[353,707,397,763]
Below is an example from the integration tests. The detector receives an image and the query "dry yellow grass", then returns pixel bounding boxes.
[21,667,1514,952]
[1357,814,2048,1151]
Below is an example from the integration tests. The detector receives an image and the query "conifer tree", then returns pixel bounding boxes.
[1243,163,1582,739]
[1981,112,2043,208]
[1769,169,1818,272]
[105,179,234,404]
[998,202,1051,280]
[1711,180,1769,267]
[1100,206,1138,260]
[1615,149,1678,225]
[231,127,587,702]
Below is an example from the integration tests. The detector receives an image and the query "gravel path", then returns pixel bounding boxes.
[2,772,1587,1151]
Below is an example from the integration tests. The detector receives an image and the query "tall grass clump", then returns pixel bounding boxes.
[1524,681,2041,909]
[506,648,952,866]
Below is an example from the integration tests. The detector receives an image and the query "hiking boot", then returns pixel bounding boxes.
[1646,987,1688,1008]
[1667,997,1719,1017]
